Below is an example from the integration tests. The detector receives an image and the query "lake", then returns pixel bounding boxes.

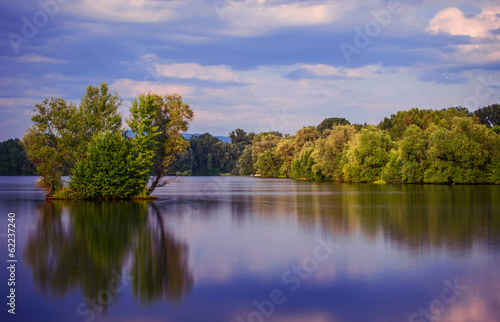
[0,176,499,322]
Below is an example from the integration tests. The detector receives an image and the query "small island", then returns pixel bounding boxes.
[22,82,193,200]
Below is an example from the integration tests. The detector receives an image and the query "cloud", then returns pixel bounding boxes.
[212,0,347,36]
[425,7,500,66]
[427,7,500,38]
[286,64,382,80]
[155,63,241,82]
[63,0,182,23]
[1,54,65,64]
[110,79,195,98]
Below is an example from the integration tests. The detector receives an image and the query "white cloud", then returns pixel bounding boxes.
[427,6,500,38]
[426,7,500,64]
[64,0,183,23]
[110,79,195,98]
[213,0,348,36]
[155,63,241,82]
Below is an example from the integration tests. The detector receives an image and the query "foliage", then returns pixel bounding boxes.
[229,128,255,151]
[146,94,194,194]
[396,125,428,183]
[69,131,149,199]
[255,149,283,178]
[0,139,31,175]
[316,117,350,134]
[126,93,161,191]
[22,84,194,199]
[341,126,392,183]
[474,104,500,128]
[15,93,500,190]
[378,107,470,141]
[424,118,493,184]
[311,125,357,181]
[22,97,80,196]
[238,146,254,175]
[173,133,241,176]
[291,147,321,181]
[77,82,123,160]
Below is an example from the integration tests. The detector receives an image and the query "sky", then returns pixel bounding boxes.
[1,0,500,140]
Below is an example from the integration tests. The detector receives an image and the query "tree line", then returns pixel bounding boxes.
[234,106,500,184]
[3,84,500,190]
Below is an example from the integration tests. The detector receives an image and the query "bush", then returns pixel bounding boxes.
[69,132,148,199]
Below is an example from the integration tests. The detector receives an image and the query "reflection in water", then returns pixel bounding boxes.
[8,177,500,321]
[132,203,192,303]
[228,182,500,254]
[23,200,192,313]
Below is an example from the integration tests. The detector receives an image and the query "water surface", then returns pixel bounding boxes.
[0,176,499,322]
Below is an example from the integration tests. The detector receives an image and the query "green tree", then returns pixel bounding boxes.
[397,125,428,183]
[275,137,296,177]
[126,93,161,190]
[238,146,254,175]
[22,97,79,196]
[147,94,194,194]
[254,149,283,178]
[317,117,350,134]
[69,131,148,199]
[474,104,500,128]
[79,82,122,152]
[229,128,255,151]
[291,147,320,180]
[424,118,493,184]
[311,125,357,181]
[0,139,30,175]
[341,126,392,183]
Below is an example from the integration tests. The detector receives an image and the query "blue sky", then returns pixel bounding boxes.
[1,0,500,140]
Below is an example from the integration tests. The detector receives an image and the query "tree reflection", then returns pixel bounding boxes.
[132,203,192,303]
[23,200,192,312]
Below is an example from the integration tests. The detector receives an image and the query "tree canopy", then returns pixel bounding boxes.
[22,83,193,199]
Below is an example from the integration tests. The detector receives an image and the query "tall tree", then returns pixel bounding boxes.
[79,82,122,154]
[22,97,79,196]
[146,94,194,195]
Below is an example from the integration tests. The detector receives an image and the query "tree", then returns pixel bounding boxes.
[378,107,470,141]
[291,147,320,180]
[341,126,392,183]
[311,125,357,181]
[397,125,428,183]
[474,104,500,128]
[238,146,254,175]
[424,118,493,184]
[69,131,148,199]
[317,117,350,134]
[0,139,30,175]
[79,82,122,152]
[229,128,255,150]
[126,93,161,190]
[275,137,296,177]
[146,94,194,195]
[22,97,79,196]
[254,149,283,178]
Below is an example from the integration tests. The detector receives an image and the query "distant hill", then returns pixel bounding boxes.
[124,130,231,143]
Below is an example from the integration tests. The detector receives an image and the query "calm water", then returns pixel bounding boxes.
[0,176,499,322]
